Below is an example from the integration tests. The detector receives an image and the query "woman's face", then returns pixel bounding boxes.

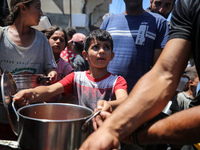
[49,30,66,54]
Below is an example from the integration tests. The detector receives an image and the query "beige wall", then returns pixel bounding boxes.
[40,0,109,33]
[41,0,84,14]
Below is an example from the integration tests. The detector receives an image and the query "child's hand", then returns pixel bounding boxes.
[13,89,34,107]
[93,100,112,130]
[47,70,57,84]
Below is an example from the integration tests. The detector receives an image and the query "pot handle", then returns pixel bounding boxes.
[82,110,101,131]
[11,95,28,122]
[11,100,19,122]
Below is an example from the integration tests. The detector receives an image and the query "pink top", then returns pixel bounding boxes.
[55,58,74,81]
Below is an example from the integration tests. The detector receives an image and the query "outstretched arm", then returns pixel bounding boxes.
[80,38,191,150]
[13,82,64,105]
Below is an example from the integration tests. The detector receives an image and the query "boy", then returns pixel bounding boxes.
[14,29,128,111]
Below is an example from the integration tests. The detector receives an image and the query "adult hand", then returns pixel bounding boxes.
[93,100,112,130]
[79,126,119,150]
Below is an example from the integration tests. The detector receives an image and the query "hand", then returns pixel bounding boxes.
[13,89,35,107]
[79,126,119,150]
[93,100,112,130]
[47,70,57,84]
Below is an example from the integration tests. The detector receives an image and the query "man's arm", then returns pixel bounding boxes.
[152,48,163,66]
[137,105,200,145]
[80,38,191,150]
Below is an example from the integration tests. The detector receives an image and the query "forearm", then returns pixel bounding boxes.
[14,83,64,104]
[99,70,177,141]
[138,106,200,145]
[108,89,128,110]
[108,99,125,110]
[99,39,191,141]
[30,86,54,103]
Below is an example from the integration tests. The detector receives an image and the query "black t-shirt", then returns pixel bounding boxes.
[169,0,200,76]
[169,0,200,107]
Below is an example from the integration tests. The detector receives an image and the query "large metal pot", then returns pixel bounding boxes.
[13,74,50,91]
[15,103,93,150]
[1,71,96,150]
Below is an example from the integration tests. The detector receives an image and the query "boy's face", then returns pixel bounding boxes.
[83,38,114,69]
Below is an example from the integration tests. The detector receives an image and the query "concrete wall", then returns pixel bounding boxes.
[40,0,110,35]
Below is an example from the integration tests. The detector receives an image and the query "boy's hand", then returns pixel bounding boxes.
[13,89,35,107]
[93,100,112,130]
[47,70,57,84]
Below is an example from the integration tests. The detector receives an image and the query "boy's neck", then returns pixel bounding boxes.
[89,68,109,79]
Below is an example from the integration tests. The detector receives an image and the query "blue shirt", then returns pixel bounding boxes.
[101,12,169,92]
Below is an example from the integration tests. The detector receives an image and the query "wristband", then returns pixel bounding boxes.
[130,131,141,147]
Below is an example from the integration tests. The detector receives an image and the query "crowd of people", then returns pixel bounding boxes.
[1,0,200,150]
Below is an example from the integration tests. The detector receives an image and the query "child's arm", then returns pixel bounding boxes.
[13,82,64,106]
[108,89,128,110]
[93,89,128,130]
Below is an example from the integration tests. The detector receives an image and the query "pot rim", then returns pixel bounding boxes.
[17,103,94,122]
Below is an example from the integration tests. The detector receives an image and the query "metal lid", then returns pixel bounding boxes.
[0,66,4,104]
[1,70,19,135]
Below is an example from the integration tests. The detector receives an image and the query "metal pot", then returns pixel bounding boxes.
[15,103,93,150]
[13,74,50,91]
[1,71,98,150]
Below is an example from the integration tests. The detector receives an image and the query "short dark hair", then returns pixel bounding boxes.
[65,27,77,39]
[84,29,113,52]
[42,26,68,47]
[151,0,176,6]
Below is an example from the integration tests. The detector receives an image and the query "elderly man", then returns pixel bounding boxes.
[147,0,175,19]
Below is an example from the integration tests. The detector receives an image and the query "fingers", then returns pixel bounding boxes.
[93,101,113,130]
[14,97,29,108]
[79,127,120,150]
[93,109,112,130]
[93,113,104,131]
[13,89,34,107]
[97,100,112,112]
[100,111,112,119]
[48,71,57,84]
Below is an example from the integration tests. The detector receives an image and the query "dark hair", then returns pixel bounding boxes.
[5,0,34,25]
[42,26,68,47]
[84,29,113,52]
[74,42,84,53]
[65,27,77,39]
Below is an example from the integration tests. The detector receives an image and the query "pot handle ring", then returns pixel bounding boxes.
[82,109,101,131]
[11,95,29,122]
[11,100,19,122]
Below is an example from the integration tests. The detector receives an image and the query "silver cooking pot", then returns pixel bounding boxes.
[14,103,93,150]
[1,71,98,150]
[13,74,50,91]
